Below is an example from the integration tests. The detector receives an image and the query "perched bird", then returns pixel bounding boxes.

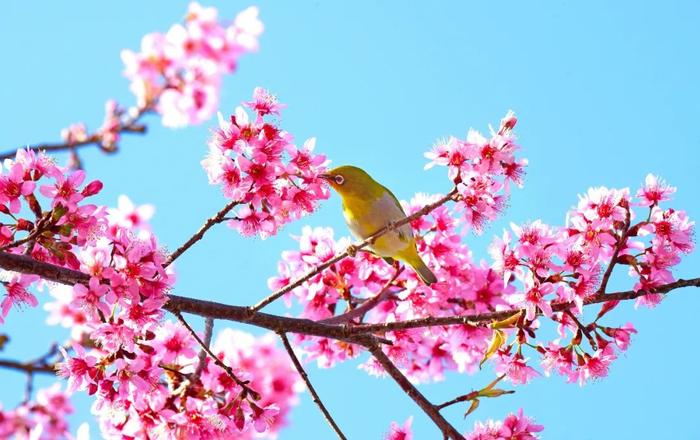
[319,165,437,285]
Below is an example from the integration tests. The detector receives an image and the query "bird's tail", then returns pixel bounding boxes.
[402,251,437,286]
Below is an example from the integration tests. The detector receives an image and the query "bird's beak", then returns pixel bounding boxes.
[318,173,332,181]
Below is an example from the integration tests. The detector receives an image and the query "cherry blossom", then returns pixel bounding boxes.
[121,3,263,127]
[203,88,330,238]
[0,383,75,440]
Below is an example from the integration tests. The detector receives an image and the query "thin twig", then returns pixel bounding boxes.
[0,106,149,161]
[366,342,464,440]
[564,310,597,351]
[597,208,632,294]
[192,317,214,381]
[320,266,404,324]
[0,358,57,374]
[251,188,458,312]
[278,332,347,440]
[163,200,241,268]
[172,310,257,398]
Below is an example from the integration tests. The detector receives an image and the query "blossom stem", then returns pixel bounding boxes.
[278,332,347,440]
[597,208,632,294]
[192,317,214,381]
[0,251,698,341]
[367,342,465,440]
[0,106,150,161]
[172,310,258,398]
[564,310,597,351]
[250,188,458,312]
[320,266,404,325]
[163,199,241,268]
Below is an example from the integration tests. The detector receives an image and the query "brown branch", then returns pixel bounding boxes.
[0,106,149,161]
[172,310,258,398]
[192,317,214,381]
[564,310,597,350]
[0,251,698,340]
[367,342,464,440]
[278,332,347,440]
[0,358,56,374]
[320,266,404,325]
[163,200,241,268]
[597,207,631,294]
[251,188,458,312]
[346,277,700,334]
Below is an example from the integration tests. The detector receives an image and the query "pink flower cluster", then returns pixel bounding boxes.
[270,194,505,381]
[487,175,693,386]
[203,88,330,238]
[121,3,263,127]
[37,197,300,437]
[465,409,543,440]
[0,150,104,323]
[385,410,542,440]
[425,111,527,232]
[271,165,692,393]
[0,383,74,439]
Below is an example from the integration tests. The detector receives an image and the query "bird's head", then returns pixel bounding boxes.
[318,165,380,199]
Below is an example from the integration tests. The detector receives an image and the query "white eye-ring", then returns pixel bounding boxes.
[334,174,345,185]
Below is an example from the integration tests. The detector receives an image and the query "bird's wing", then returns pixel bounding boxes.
[378,185,413,242]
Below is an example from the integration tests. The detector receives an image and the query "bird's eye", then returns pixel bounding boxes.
[334,175,345,185]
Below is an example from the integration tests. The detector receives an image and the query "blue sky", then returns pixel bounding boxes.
[1,1,699,438]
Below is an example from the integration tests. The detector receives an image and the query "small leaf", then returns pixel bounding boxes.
[464,398,480,418]
[479,388,515,398]
[479,329,506,369]
[489,311,523,329]
[0,334,8,351]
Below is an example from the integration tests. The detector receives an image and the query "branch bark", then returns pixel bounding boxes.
[163,200,241,268]
[367,342,464,440]
[0,106,150,161]
[0,358,56,374]
[279,332,347,440]
[0,251,698,339]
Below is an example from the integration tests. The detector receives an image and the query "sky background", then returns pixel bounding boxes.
[1,1,699,438]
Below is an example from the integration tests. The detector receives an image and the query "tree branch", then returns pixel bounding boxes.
[320,266,404,325]
[278,332,347,440]
[597,207,631,294]
[0,106,150,161]
[192,317,214,381]
[172,310,258,398]
[0,251,698,340]
[0,358,56,374]
[163,200,241,268]
[251,188,458,312]
[367,342,464,440]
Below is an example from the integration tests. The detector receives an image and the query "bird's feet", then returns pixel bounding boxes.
[346,244,358,257]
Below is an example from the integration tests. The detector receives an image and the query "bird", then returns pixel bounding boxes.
[319,165,438,285]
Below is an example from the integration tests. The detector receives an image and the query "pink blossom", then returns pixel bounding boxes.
[39,169,86,210]
[72,276,111,320]
[0,161,35,213]
[495,351,540,385]
[636,174,675,206]
[0,272,39,321]
[203,89,329,238]
[98,99,122,151]
[245,86,286,117]
[466,409,543,439]
[107,194,155,231]
[386,417,413,440]
[121,4,263,127]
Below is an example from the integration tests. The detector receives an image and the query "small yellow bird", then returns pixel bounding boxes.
[319,165,437,285]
